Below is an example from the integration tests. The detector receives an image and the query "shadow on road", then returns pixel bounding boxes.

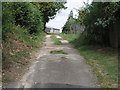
[3,83,95,88]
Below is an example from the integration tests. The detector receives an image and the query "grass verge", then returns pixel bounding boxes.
[51,35,62,45]
[60,33,118,88]
[50,50,68,54]
[59,33,78,42]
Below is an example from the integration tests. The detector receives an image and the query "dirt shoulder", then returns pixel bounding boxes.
[2,37,45,86]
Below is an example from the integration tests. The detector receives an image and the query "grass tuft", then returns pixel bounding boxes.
[50,50,68,54]
[51,35,62,45]
[2,76,13,83]
[60,56,67,59]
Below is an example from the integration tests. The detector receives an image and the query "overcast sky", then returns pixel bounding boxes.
[46,0,92,30]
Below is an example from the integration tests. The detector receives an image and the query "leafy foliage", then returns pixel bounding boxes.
[78,2,120,46]
[12,2,44,34]
[32,2,66,30]
[2,2,66,36]
[63,2,120,47]
[33,2,66,22]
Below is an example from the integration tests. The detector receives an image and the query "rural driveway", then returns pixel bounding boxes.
[5,35,97,88]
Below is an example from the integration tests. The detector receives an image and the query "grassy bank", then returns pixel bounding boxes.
[2,25,45,85]
[51,35,62,45]
[59,33,118,88]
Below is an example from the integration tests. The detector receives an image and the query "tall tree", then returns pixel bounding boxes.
[32,2,67,30]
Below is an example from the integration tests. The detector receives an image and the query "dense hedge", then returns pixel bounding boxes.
[2,2,44,36]
[13,3,44,34]
[80,3,119,44]
[79,2,120,47]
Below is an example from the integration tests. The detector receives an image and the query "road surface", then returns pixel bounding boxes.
[5,35,97,88]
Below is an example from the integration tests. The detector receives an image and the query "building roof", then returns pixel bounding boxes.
[46,27,60,30]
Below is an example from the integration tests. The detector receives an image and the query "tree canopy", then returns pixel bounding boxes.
[63,2,120,48]
[2,2,66,36]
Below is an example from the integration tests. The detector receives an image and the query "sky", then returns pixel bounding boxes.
[46,0,92,31]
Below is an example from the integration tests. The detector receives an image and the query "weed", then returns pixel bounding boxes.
[2,76,13,83]
[51,35,62,45]
[59,33,78,42]
[60,56,67,59]
[50,50,68,54]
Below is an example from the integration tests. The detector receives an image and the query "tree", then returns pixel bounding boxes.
[2,2,66,34]
[32,2,67,30]
[77,2,120,47]
[62,11,76,33]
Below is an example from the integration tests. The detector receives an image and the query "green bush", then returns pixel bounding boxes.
[12,2,44,34]
[79,2,120,46]
[2,3,15,39]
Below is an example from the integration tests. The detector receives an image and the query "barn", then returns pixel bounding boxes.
[45,27,61,33]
